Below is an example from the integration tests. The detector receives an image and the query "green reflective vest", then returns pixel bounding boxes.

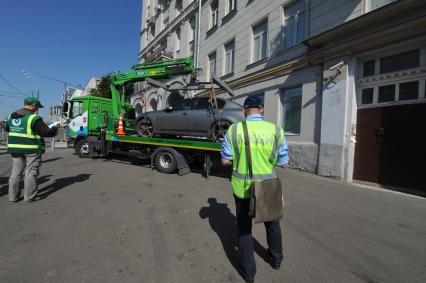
[7,113,45,154]
[228,120,284,199]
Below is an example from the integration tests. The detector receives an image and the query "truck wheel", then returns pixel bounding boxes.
[155,151,177,174]
[75,139,90,158]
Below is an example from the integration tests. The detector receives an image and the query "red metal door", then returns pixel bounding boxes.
[354,104,426,190]
[354,108,383,183]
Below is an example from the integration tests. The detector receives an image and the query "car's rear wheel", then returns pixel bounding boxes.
[210,120,231,140]
[136,118,154,137]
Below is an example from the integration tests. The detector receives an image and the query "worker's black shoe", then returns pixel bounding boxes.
[238,265,255,283]
[269,261,281,270]
[266,249,281,270]
[9,200,19,204]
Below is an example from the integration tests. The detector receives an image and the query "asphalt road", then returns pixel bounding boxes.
[0,149,425,283]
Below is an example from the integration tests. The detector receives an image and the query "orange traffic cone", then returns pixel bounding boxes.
[116,113,126,136]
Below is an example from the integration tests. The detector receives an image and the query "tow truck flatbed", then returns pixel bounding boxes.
[110,135,222,152]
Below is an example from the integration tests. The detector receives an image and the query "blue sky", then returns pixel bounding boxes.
[0,0,142,119]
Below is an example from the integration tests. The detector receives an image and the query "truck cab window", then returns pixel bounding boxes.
[71,102,83,118]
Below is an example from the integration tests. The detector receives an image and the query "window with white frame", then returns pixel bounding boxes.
[226,0,237,15]
[189,17,196,56]
[175,0,183,13]
[252,20,268,62]
[283,0,306,49]
[163,16,169,30]
[367,0,397,11]
[175,29,181,57]
[358,49,425,107]
[224,39,235,75]
[280,87,302,135]
[150,24,155,37]
[210,0,218,28]
[208,52,217,78]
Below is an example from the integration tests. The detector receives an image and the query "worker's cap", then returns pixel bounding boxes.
[24,97,44,108]
[243,95,264,109]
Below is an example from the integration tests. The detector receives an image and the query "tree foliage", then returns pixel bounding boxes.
[89,75,134,99]
[89,76,112,98]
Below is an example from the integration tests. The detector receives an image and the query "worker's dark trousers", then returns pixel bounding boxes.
[234,196,283,280]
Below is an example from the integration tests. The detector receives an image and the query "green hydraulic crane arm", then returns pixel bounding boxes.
[108,57,195,118]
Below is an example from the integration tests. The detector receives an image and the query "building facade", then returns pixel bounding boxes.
[138,0,426,189]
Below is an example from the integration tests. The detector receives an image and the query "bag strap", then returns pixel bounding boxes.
[242,121,253,179]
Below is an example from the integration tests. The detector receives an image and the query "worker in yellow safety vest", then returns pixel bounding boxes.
[5,97,58,203]
[221,95,289,283]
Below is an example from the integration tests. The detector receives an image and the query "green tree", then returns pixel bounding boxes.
[89,75,134,99]
[90,76,112,98]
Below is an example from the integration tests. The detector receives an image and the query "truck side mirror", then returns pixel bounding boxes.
[62,102,70,118]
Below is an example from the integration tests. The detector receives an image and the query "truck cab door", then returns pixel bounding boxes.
[90,101,101,132]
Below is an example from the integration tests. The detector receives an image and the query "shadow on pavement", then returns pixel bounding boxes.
[0,175,53,198]
[38,174,91,199]
[42,157,63,163]
[0,177,8,197]
[199,198,268,279]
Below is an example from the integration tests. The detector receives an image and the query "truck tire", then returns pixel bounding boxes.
[75,138,90,158]
[155,151,177,174]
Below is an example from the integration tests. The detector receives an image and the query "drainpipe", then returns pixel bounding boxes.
[315,63,324,175]
[195,0,202,68]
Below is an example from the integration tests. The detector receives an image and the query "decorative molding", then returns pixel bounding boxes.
[358,67,426,86]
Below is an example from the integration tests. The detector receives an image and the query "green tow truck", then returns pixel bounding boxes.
[62,57,234,176]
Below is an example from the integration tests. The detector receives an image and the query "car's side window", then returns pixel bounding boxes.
[171,99,195,111]
[194,98,226,110]
[216,99,226,109]
[183,100,193,110]
[171,100,185,111]
[194,98,210,110]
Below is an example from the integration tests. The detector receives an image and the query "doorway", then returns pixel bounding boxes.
[354,103,426,190]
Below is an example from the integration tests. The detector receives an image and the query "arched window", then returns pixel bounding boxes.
[167,90,184,106]
[166,81,186,106]
[135,103,143,115]
[149,98,158,111]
